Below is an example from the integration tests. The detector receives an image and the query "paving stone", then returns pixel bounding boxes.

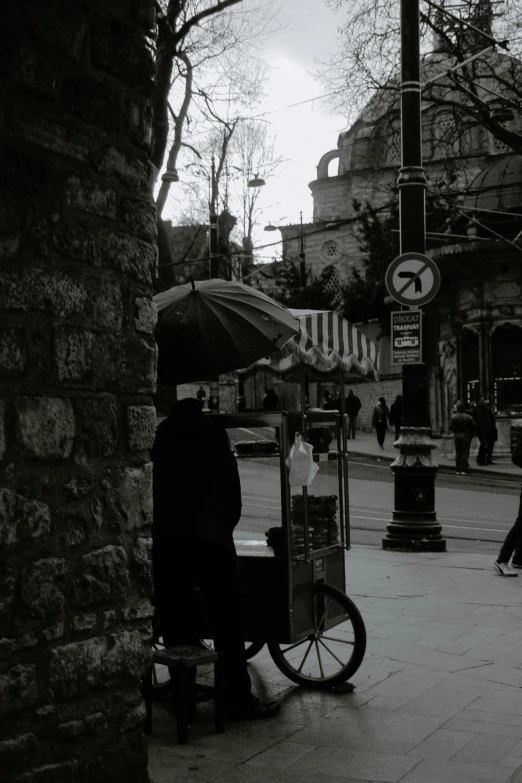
[407,727,477,759]
[399,757,514,783]
[450,733,521,766]
[287,745,420,782]
[245,740,315,769]
[395,682,486,719]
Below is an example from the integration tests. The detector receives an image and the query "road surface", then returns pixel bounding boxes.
[235,454,521,555]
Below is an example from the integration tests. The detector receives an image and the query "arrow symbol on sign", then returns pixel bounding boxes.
[398,271,422,292]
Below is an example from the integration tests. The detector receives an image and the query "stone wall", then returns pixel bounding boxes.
[0,2,157,781]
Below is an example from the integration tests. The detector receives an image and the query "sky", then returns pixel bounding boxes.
[252,0,348,246]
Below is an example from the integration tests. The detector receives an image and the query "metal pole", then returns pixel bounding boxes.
[209,156,219,279]
[299,212,306,290]
[382,0,445,552]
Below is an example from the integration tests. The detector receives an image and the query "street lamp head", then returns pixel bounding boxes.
[248,175,265,188]
[264,224,278,232]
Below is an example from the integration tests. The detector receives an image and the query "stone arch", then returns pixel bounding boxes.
[316,149,340,179]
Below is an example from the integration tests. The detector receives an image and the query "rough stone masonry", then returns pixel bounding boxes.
[0,2,157,781]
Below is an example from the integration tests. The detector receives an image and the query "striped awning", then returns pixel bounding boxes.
[241,310,380,378]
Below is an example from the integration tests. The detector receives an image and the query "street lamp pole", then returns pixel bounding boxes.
[299,212,306,290]
[382,0,446,551]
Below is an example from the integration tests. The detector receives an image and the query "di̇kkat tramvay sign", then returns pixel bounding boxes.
[391,310,422,364]
[385,252,441,365]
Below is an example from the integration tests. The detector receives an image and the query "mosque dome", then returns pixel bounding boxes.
[464,154,522,212]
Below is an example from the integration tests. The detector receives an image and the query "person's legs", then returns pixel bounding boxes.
[477,435,488,465]
[195,542,253,709]
[349,415,357,439]
[497,490,522,567]
[486,437,495,464]
[394,424,401,440]
[376,424,386,448]
[455,438,463,473]
[152,537,199,648]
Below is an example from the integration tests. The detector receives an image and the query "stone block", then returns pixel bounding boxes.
[16,760,79,783]
[53,329,94,384]
[0,202,20,257]
[0,488,51,545]
[104,230,158,284]
[61,74,121,133]
[91,281,124,331]
[116,463,153,530]
[72,613,97,633]
[133,297,157,334]
[73,545,129,607]
[8,107,91,162]
[132,536,152,594]
[0,327,27,376]
[78,395,119,457]
[15,397,75,459]
[61,528,85,547]
[123,599,152,621]
[125,405,156,451]
[117,338,157,393]
[91,20,154,93]
[103,610,117,629]
[43,622,65,642]
[121,199,157,240]
[56,710,106,739]
[0,732,38,763]
[0,145,47,195]
[48,630,149,700]
[0,399,4,460]
[0,664,38,718]
[11,46,57,98]
[92,144,150,188]
[26,210,49,256]
[26,0,88,62]
[65,175,117,218]
[21,558,67,618]
[0,271,89,318]
[124,96,153,149]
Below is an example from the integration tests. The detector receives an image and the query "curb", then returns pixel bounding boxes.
[347,449,520,482]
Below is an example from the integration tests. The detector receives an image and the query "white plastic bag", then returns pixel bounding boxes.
[286,434,320,487]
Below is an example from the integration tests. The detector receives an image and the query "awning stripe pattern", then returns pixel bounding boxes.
[242,310,380,378]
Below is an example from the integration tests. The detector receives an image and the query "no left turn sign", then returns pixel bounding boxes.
[385,252,441,307]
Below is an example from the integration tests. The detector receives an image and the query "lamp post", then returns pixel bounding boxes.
[264,214,306,290]
[382,0,446,552]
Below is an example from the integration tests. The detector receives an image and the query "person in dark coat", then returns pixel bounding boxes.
[450,401,476,475]
[471,397,492,465]
[152,398,280,719]
[495,435,522,576]
[371,397,389,449]
[389,394,403,440]
[345,389,362,439]
[484,400,498,465]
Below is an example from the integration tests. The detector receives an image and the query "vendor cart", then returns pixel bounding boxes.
[196,408,367,688]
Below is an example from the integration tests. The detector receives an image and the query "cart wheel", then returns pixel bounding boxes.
[267,583,366,688]
[201,639,265,660]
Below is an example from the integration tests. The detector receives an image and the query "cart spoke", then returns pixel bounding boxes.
[297,640,314,673]
[318,637,346,667]
[279,637,313,655]
[314,639,325,678]
[318,596,332,629]
[321,635,355,646]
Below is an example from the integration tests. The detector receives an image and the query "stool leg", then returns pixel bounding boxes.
[142,663,153,735]
[172,667,189,744]
[214,654,226,734]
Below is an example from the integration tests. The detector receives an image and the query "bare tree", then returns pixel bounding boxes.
[322,0,522,154]
[152,0,277,214]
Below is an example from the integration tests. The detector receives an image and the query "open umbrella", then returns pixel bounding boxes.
[154,278,300,385]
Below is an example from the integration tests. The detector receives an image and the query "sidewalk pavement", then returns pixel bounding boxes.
[347,430,521,480]
[148,545,522,783]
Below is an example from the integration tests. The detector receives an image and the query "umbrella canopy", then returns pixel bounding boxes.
[240,309,380,378]
[154,279,300,385]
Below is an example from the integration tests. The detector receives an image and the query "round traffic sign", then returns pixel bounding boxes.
[385,252,441,307]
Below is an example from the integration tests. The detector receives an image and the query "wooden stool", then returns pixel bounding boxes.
[143,644,225,744]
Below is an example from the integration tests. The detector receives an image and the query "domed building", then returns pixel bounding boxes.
[274,4,522,441]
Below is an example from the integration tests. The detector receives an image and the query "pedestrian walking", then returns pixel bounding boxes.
[152,398,280,718]
[322,390,334,410]
[449,401,476,475]
[262,387,279,411]
[494,435,522,576]
[371,397,389,449]
[196,385,207,407]
[389,394,403,440]
[345,389,362,439]
[485,400,498,464]
[471,396,493,465]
